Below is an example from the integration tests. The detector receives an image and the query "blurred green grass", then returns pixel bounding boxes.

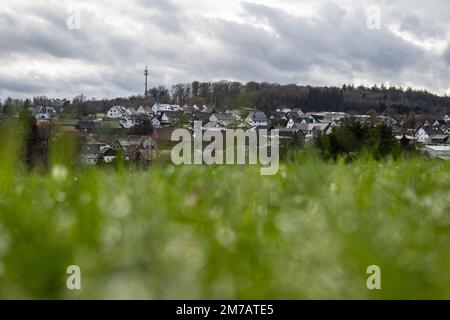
[0,147,449,299]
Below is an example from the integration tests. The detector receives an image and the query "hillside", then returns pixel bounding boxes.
[2,82,450,118]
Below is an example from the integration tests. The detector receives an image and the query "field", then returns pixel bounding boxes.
[0,149,449,299]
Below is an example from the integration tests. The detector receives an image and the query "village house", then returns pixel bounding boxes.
[270,111,289,127]
[277,107,292,113]
[151,117,161,129]
[415,126,447,144]
[286,114,317,129]
[226,110,242,121]
[278,128,307,144]
[160,111,181,126]
[81,143,105,165]
[124,107,137,116]
[297,123,332,140]
[97,135,157,164]
[106,106,127,119]
[204,121,226,129]
[433,120,446,127]
[193,104,209,112]
[120,117,143,129]
[30,106,57,120]
[136,106,145,115]
[428,134,449,145]
[208,113,236,127]
[152,103,173,113]
[190,112,211,126]
[444,124,450,135]
[100,147,119,163]
[432,120,450,134]
[246,111,269,127]
[443,114,450,123]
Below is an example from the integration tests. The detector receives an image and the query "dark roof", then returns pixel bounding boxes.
[211,113,235,121]
[421,126,445,136]
[161,111,180,117]
[287,112,301,122]
[430,135,449,141]
[102,148,117,157]
[271,111,287,120]
[77,121,97,130]
[248,111,268,121]
[192,112,211,122]
[82,144,101,154]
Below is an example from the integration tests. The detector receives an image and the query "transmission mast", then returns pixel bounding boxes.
[144,66,149,97]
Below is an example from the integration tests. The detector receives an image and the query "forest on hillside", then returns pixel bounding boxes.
[2,81,450,118]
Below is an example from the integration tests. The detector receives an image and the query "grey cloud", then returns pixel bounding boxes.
[0,0,450,99]
[399,14,446,40]
[230,2,424,75]
[136,0,179,12]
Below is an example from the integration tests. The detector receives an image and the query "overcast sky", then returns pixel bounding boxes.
[1,0,450,100]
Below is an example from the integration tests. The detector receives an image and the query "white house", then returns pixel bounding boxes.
[415,127,430,143]
[298,123,332,137]
[193,104,208,112]
[120,117,143,129]
[160,111,180,125]
[277,107,292,113]
[152,103,172,113]
[444,114,450,123]
[226,110,242,121]
[152,117,161,129]
[124,107,137,116]
[433,120,443,127]
[415,126,446,144]
[136,106,146,114]
[81,144,103,165]
[107,106,126,119]
[31,106,57,120]
[246,111,268,127]
[286,114,316,129]
[209,113,236,127]
[444,125,450,135]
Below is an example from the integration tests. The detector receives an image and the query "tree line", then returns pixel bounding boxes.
[2,82,449,118]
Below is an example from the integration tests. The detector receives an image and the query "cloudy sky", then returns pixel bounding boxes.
[1,0,450,99]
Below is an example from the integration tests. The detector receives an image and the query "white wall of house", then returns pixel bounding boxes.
[107,106,124,119]
[82,155,99,165]
[246,115,268,127]
[120,118,134,129]
[247,120,268,127]
[103,156,116,163]
[415,128,429,143]
[152,104,172,113]
[137,107,146,114]
[152,118,161,128]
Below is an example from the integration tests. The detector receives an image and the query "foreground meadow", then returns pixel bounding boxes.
[0,153,449,299]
